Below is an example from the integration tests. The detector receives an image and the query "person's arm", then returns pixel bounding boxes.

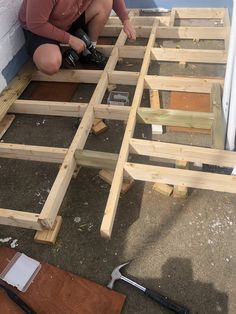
[25,0,70,43]
[112,0,136,40]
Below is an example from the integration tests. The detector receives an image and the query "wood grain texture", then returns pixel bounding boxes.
[0,247,125,314]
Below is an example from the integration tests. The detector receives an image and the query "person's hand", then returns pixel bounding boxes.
[123,19,136,40]
[69,35,86,54]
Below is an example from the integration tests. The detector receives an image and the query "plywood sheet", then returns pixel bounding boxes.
[168,91,211,134]
[0,248,125,314]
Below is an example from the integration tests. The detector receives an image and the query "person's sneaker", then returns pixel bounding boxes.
[79,49,107,68]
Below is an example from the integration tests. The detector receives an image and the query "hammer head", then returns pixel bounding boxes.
[107,262,129,289]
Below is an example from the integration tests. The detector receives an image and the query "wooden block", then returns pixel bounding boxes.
[173,185,188,199]
[173,160,189,198]
[168,91,211,134]
[34,216,63,245]
[0,114,15,139]
[99,169,134,194]
[153,182,173,196]
[92,119,108,135]
[108,84,117,92]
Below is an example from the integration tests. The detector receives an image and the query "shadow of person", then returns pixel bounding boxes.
[158,258,228,314]
[120,257,228,314]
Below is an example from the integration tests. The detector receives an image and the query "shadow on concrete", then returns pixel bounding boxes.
[117,257,228,314]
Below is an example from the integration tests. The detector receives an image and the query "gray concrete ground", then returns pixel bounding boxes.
[0,19,236,314]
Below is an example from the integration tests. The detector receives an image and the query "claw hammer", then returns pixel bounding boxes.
[107,262,189,314]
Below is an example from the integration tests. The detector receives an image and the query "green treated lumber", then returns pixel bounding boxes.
[74,149,118,170]
[137,108,214,129]
[211,83,225,149]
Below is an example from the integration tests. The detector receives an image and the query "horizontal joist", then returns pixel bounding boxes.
[11,101,213,129]
[0,143,66,163]
[11,100,130,120]
[129,139,236,168]
[75,149,118,170]
[0,209,42,230]
[173,8,225,19]
[107,16,169,26]
[151,48,227,64]
[137,108,213,129]
[31,69,224,93]
[124,162,236,194]
[102,25,226,39]
[32,69,102,83]
[145,76,224,93]
[99,46,226,64]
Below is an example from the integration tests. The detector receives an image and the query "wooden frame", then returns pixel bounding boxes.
[0,8,234,243]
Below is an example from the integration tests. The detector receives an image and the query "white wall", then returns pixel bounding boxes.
[0,0,25,92]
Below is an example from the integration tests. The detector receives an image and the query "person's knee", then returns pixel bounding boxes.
[37,56,61,75]
[33,46,62,75]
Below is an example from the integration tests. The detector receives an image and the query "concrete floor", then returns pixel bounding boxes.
[0,22,236,314]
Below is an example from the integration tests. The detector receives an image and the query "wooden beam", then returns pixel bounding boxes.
[151,48,227,64]
[74,149,118,170]
[174,8,224,19]
[109,71,139,86]
[0,143,66,163]
[137,108,213,129]
[34,216,63,244]
[211,83,225,149]
[145,75,224,93]
[124,162,236,194]
[0,209,42,230]
[129,138,236,168]
[0,62,33,122]
[102,25,226,39]
[100,20,159,239]
[38,26,129,229]
[0,114,15,139]
[32,69,102,83]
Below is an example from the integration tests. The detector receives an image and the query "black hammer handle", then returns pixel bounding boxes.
[0,284,36,314]
[145,288,189,314]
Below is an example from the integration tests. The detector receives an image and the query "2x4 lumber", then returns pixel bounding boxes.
[211,83,225,149]
[0,61,33,122]
[151,48,227,64]
[144,76,224,93]
[129,139,236,168]
[75,149,118,170]
[32,69,102,83]
[124,162,236,194]
[137,108,213,129]
[119,46,146,59]
[38,27,129,229]
[174,8,224,19]
[102,26,226,39]
[222,9,230,52]
[149,90,163,134]
[100,20,159,239]
[169,9,176,26]
[34,216,63,244]
[173,160,188,199]
[109,71,139,86]
[0,114,15,139]
[0,143,66,163]
[12,100,131,121]
[0,209,42,230]
[99,169,134,194]
[107,16,169,27]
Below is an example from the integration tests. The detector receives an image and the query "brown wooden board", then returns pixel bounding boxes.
[0,247,125,314]
[167,91,211,133]
[30,82,78,101]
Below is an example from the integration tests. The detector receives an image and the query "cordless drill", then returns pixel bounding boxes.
[63,29,105,68]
